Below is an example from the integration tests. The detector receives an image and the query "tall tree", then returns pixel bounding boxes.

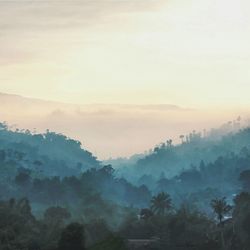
[179,135,185,144]
[211,197,232,250]
[210,197,232,224]
[151,192,172,216]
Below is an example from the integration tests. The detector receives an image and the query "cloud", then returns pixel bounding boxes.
[0,0,165,32]
[0,0,166,70]
[0,92,245,159]
[1,0,250,108]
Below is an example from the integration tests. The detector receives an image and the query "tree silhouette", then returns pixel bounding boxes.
[58,223,85,250]
[239,170,250,191]
[179,135,185,144]
[210,197,232,224]
[15,171,31,188]
[166,139,173,148]
[44,206,71,226]
[151,192,172,216]
[140,208,153,220]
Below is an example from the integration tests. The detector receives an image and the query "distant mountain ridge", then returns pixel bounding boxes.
[0,121,101,177]
[0,92,185,110]
[0,91,244,159]
[117,123,248,181]
[0,92,197,159]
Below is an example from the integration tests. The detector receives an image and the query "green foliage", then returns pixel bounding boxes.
[239,170,250,191]
[0,123,101,177]
[2,122,250,250]
[151,192,172,216]
[58,223,85,250]
[44,207,71,226]
[233,192,250,248]
[122,127,250,180]
[89,235,127,250]
[0,198,40,250]
[210,197,232,223]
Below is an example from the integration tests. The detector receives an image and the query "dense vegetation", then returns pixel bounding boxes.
[1,121,250,249]
[0,122,100,177]
[118,120,245,180]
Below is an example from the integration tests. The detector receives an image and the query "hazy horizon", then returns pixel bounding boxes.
[0,91,249,160]
[1,0,250,158]
[1,2,250,249]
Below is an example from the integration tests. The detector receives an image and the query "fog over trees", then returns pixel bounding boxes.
[1,120,250,249]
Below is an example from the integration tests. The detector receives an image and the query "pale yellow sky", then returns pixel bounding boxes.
[1,0,250,108]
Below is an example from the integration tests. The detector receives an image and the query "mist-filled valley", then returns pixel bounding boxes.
[2,0,250,248]
[1,118,250,250]
[1,92,248,160]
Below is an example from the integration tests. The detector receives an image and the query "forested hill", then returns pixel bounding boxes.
[0,122,100,177]
[118,124,250,180]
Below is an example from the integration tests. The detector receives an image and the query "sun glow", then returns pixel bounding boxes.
[1,0,250,157]
[0,0,250,107]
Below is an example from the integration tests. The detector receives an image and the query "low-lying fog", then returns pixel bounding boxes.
[0,92,249,159]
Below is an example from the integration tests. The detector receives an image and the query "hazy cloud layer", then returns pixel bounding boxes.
[1,0,250,149]
[0,92,246,159]
[0,0,155,59]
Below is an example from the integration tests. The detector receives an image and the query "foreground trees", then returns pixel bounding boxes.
[233,192,250,249]
[2,193,250,250]
[0,198,86,250]
[58,223,85,250]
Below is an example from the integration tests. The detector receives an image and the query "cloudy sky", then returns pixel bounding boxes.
[1,0,250,158]
[1,0,250,107]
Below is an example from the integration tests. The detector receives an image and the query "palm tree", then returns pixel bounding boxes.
[166,139,173,147]
[210,197,232,224]
[151,192,172,216]
[179,135,185,144]
[211,197,232,250]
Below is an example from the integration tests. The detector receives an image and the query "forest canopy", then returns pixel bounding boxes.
[1,121,250,249]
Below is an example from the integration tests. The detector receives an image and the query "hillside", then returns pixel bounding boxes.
[118,122,248,180]
[0,122,101,177]
[1,121,250,250]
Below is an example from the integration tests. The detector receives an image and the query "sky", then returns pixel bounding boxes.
[1,0,250,158]
[0,0,250,108]
[0,92,247,159]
